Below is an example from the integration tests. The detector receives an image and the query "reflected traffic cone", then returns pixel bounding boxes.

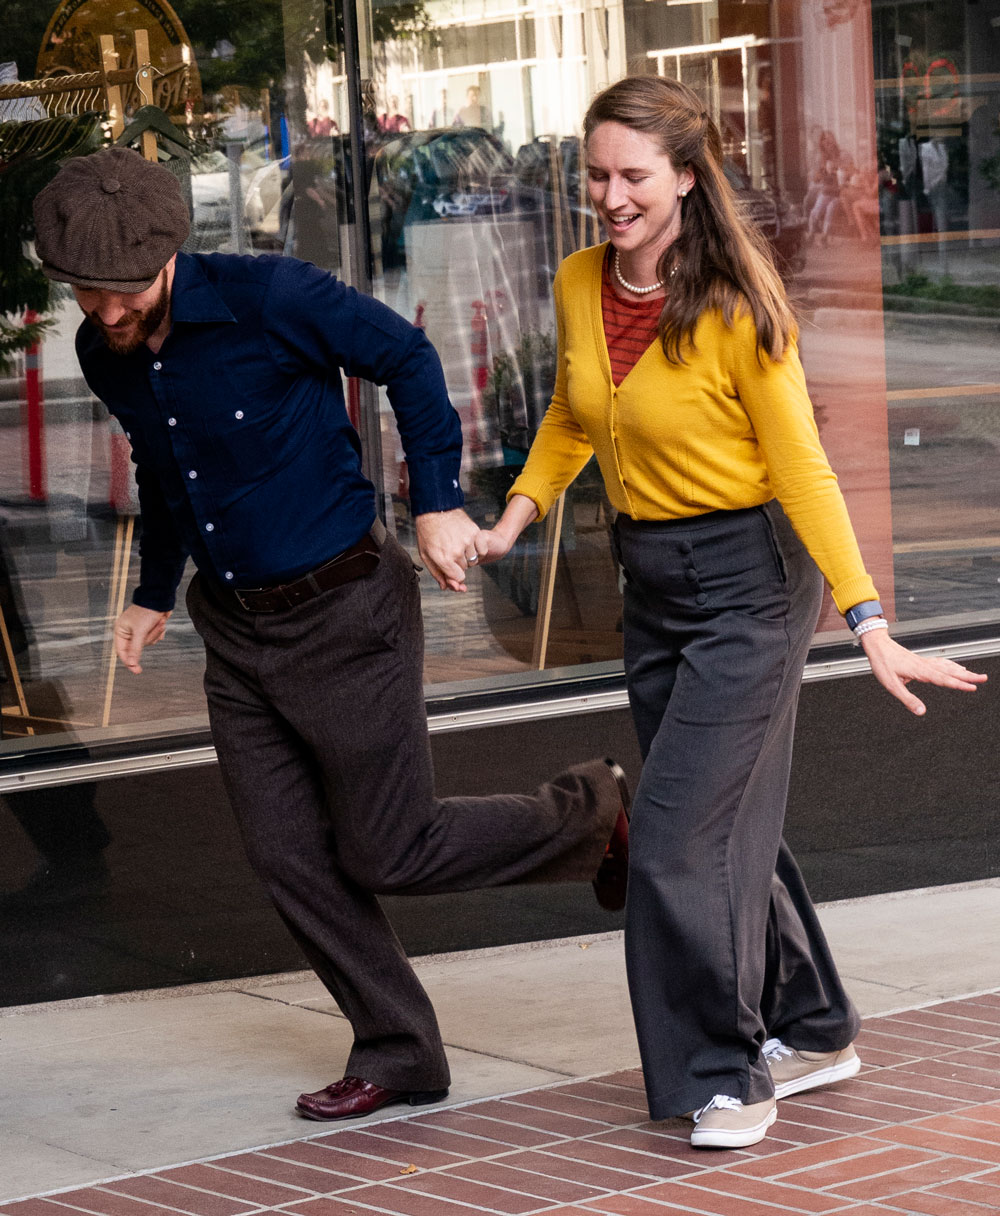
[22,311,46,502]
[108,425,134,513]
[467,298,492,461]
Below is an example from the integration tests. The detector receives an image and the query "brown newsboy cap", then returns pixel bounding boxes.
[33,146,190,293]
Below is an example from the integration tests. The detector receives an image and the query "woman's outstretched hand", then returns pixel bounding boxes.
[860,627,987,716]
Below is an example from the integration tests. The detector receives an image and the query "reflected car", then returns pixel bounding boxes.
[373,127,516,266]
[375,127,514,218]
[432,189,509,217]
[189,144,290,252]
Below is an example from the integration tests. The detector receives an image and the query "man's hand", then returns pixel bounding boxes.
[415,508,486,592]
[115,604,172,674]
[860,626,987,716]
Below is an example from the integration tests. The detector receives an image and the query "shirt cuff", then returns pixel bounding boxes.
[132,557,186,613]
[407,457,465,515]
[132,585,177,614]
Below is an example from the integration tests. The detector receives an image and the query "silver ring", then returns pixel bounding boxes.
[467,554,478,563]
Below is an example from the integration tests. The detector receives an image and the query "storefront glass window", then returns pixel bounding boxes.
[871,0,1000,625]
[0,0,996,755]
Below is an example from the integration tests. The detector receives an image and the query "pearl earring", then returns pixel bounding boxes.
[679,189,687,197]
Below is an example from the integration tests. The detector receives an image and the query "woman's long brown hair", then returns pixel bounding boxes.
[584,75,795,365]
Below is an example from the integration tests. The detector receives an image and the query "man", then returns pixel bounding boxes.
[453,85,492,131]
[32,146,629,1121]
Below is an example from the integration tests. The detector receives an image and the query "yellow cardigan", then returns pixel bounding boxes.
[509,244,878,614]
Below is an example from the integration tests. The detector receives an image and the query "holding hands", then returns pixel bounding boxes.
[418,500,986,719]
[415,496,537,592]
[415,508,493,592]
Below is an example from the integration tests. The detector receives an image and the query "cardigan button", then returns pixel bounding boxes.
[695,592,708,605]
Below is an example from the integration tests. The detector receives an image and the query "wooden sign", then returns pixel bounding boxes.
[36,0,202,116]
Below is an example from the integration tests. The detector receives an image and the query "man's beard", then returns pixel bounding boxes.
[89,277,170,355]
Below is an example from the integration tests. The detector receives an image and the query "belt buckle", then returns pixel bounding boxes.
[234,587,265,611]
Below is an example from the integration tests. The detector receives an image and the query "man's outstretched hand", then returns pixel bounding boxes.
[115,604,171,673]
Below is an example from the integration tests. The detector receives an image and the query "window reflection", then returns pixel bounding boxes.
[368,0,999,673]
[0,0,997,752]
[872,0,1000,623]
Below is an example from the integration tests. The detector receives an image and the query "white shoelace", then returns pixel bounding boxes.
[763,1037,793,1062]
[693,1093,743,1122]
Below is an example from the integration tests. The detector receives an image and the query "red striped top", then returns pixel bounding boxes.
[600,251,664,386]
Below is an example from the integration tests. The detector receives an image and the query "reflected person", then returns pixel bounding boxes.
[2,784,108,908]
[32,147,629,1122]
[453,85,492,131]
[478,76,985,1150]
[0,539,110,908]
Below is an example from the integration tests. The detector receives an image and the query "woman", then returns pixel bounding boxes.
[469,77,985,1149]
[806,155,843,245]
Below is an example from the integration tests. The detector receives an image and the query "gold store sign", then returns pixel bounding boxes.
[36,0,202,113]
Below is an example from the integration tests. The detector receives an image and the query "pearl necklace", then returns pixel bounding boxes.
[614,250,676,296]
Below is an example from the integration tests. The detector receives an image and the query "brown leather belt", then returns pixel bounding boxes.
[233,518,387,612]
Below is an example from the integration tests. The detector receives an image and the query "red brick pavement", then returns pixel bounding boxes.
[4,992,1000,1216]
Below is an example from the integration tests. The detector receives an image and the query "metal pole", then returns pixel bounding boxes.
[225,141,248,254]
[340,0,384,509]
[531,494,566,670]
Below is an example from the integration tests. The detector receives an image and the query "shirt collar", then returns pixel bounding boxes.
[169,252,237,324]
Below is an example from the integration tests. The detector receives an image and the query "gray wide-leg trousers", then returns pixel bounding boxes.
[187,533,621,1093]
[615,503,860,1119]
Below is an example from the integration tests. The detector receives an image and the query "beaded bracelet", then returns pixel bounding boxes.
[853,617,888,642]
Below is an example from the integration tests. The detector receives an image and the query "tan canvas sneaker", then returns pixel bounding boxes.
[763,1038,862,1099]
[690,1094,777,1148]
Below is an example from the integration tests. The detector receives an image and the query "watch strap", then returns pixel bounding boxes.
[845,600,884,631]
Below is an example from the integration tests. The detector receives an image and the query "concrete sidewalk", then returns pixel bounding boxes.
[2,879,999,1204]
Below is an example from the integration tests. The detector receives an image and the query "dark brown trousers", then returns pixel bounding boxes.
[186,533,621,1091]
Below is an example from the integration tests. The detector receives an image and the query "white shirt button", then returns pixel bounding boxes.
[168,417,177,427]
[152,361,162,371]
[224,571,234,580]
[234,410,244,420]
[188,470,197,479]
[205,523,215,532]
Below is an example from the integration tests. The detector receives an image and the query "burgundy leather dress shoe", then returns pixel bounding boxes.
[593,760,630,912]
[295,1075,449,1121]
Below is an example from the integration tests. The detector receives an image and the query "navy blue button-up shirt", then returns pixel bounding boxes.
[77,252,464,611]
